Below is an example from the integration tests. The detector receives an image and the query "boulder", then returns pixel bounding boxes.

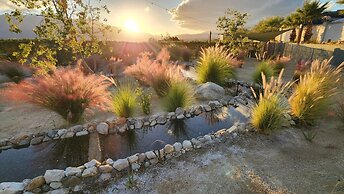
[96,122,109,135]
[65,167,82,177]
[99,165,113,173]
[25,176,45,191]
[44,170,65,184]
[195,82,225,100]
[113,159,129,171]
[0,182,24,193]
[173,142,183,152]
[182,140,192,150]
[84,159,100,168]
[164,144,174,154]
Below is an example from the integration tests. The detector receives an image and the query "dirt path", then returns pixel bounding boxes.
[84,116,344,194]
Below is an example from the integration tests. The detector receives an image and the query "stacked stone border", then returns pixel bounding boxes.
[0,80,257,193]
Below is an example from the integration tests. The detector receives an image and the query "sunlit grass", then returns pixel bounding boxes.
[162,81,194,112]
[252,61,275,84]
[112,83,138,118]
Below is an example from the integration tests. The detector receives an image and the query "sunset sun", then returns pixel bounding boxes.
[124,19,140,32]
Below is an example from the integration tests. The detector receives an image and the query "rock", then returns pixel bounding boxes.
[25,176,45,191]
[57,129,67,137]
[182,140,192,150]
[150,158,159,165]
[145,151,157,159]
[149,120,157,127]
[131,163,140,171]
[76,130,88,137]
[167,112,176,119]
[61,131,74,139]
[138,153,146,163]
[65,167,82,177]
[129,125,134,130]
[82,166,98,178]
[99,165,113,173]
[47,131,58,138]
[134,119,143,129]
[99,173,112,182]
[62,176,81,188]
[204,135,212,142]
[113,159,129,171]
[195,82,225,100]
[194,106,203,115]
[47,188,69,194]
[176,114,185,119]
[157,116,167,125]
[50,182,62,189]
[118,124,127,133]
[96,122,109,135]
[209,101,222,109]
[191,138,201,148]
[164,144,174,154]
[42,184,50,192]
[204,105,212,112]
[173,142,182,152]
[128,154,139,163]
[105,158,114,165]
[44,170,65,184]
[30,136,44,145]
[69,125,83,133]
[0,182,24,193]
[84,159,100,168]
[175,107,185,115]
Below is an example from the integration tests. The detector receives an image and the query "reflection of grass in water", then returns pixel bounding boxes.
[167,120,188,140]
[125,130,137,153]
[203,107,229,126]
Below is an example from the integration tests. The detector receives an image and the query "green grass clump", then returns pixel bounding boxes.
[135,87,151,115]
[252,61,275,84]
[196,45,235,86]
[112,84,137,118]
[289,60,343,125]
[163,81,194,112]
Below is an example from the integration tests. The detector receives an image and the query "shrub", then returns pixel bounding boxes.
[271,56,291,73]
[2,67,110,123]
[196,45,236,86]
[124,50,183,97]
[289,60,343,125]
[112,83,138,118]
[0,60,31,83]
[252,61,275,84]
[163,81,194,112]
[135,87,151,115]
[251,70,293,133]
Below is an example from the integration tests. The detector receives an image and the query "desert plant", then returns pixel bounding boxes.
[124,50,183,97]
[271,56,291,73]
[250,70,293,133]
[252,61,275,84]
[2,67,110,123]
[196,45,236,86]
[0,60,31,83]
[135,87,151,115]
[163,81,194,112]
[289,60,344,125]
[112,83,138,118]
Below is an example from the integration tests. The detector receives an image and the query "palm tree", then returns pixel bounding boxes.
[295,0,329,43]
[283,12,302,42]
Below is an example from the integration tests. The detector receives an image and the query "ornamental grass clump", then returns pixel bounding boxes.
[252,61,275,84]
[2,67,110,123]
[0,60,31,83]
[251,70,293,133]
[163,81,194,112]
[112,83,138,118]
[196,45,236,86]
[135,87,151,115]
[289,60,344,125]
[271,56,291,73]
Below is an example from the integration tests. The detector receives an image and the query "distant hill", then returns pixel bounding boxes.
[177,32,220,41]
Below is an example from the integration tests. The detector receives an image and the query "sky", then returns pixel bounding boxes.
[0,0,343,35]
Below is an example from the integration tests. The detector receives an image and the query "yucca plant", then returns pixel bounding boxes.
[112,83,138,118]
[251,70,293,133]
[196,45,236,86]
[252,61,276,84]
[2,67,110,123]
[163,81,194,112]
[289,60,344,125]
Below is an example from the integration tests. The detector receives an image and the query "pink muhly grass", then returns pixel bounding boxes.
[1,67,111,123]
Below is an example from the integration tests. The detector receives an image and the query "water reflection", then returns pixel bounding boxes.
[167,119,188,140]
[203,107,229,126]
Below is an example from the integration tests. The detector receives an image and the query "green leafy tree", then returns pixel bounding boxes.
[217,9,249,55]
[252,16,285,33]
[337,0,344,4]
[295,0,329,43]
[5,0,111,74]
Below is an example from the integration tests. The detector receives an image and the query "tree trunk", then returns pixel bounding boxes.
[296,24,304,44]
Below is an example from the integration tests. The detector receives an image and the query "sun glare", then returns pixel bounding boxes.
[124,19,140,32]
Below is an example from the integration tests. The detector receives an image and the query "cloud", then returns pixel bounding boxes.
[171,0,304,31]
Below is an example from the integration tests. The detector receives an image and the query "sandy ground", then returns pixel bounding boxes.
[83,115,344,194]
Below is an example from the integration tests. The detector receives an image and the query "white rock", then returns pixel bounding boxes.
[164,144,174,154]
[61,131,74,139]
[84,159,100,168]
[138,153,146,163]
[113,159,129,171]
[204,135,212,141]
[145,151,157,159]
[105,158,114,165]
[195,82,225,100]
[227,125,237,133]
[176,114,185,119]
[134,120,143,129]
[76,131,88,137]
[204,105,212,112]
[57,129,67,136]
[49,182,62,189]
[44,170,65,184]
[65,167,82,177]
[47,188,69,194]
[81,166,98,178]
[182,140,192,150]
[173,142,182,152]
[96,122,109,135]
[0,182,24,193]
[128,154,139,163]
[99,173,112,182]
[99,165,113,173]
[118,124,127,133]
[131,163,140,171]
